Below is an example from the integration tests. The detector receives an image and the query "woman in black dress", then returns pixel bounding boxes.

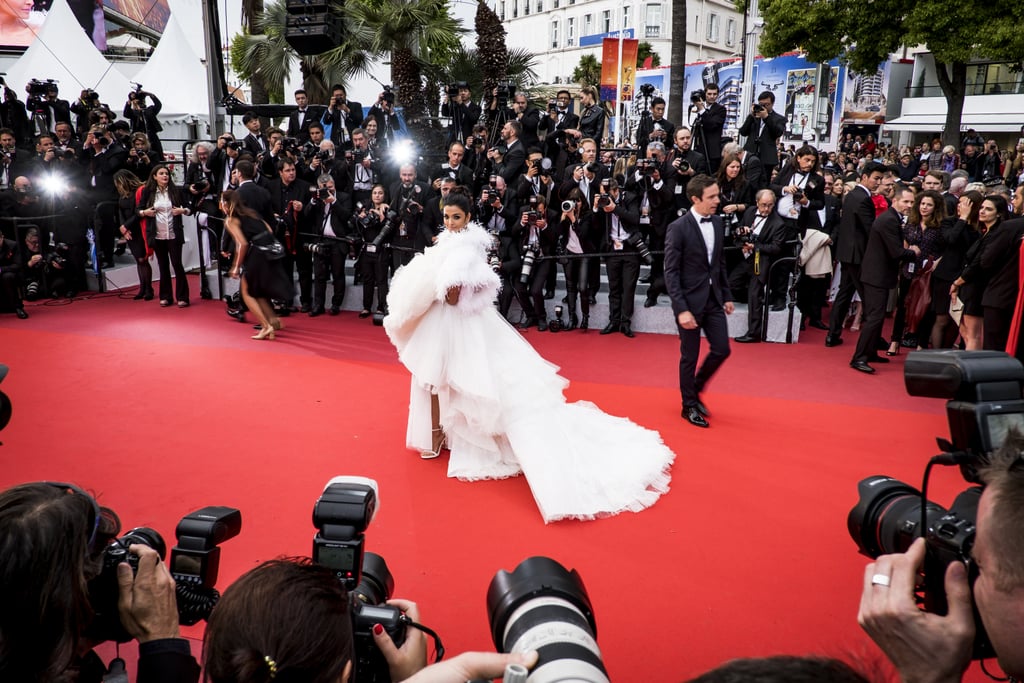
[950,194,1009,350]
[221,190,292,340]
[930,190,981,348]
[113,170,152,300]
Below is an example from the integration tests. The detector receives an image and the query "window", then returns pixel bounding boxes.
[567,17,576,45]
[536,0,543,11]
[553,0,559,7]
[512,0,517,17]
[602,9,611,32]
[726,18,736,46]
[584,12,592,34]
[706,13,719,42]
[524,0,529,16]
[551,19,559,48]
[498,0,505,18]
[645,3,661,37]
[622,5,630,28]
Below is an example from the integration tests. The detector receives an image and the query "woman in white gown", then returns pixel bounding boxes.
[383,189,675,523]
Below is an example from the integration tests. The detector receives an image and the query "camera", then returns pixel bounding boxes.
[227,140,244,152]
[690,89,705,104]
[595,179,612,208]
[673,157,690,173]
[305,241,331,256]
[519,244,538,284]
[345,149,367,164]
[27,78,57,97]
[548,304,565,332]
[752,103,766,114]
[317,187,333,201]
[190,180,210,194]
[312,477,407,683]
[495,81,513,109]
[636,158,658,176]
[624,232,653,265]
[584,161,602,176]
[487,557,609,682]
[547,99,557,113]
[47,242,71,269]
[315,148,332,162]
[639,83,656,98]
[529,157,553,174]
[847,350,1024,661]
[792,190,804,202]
[561,199,574,213]
[381,85,395,106]
[446,81,466,98]
[86,506,241,644]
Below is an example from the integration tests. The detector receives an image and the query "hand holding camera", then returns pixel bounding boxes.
[116,544,181,643]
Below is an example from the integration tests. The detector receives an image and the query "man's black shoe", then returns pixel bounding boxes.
[734,334,760,343]
[825,335,843,347]
[850,361,876,374]
[682,406,709,428]
[694,398,710,418]
[329,307,340,316]
[227,309,245,322]
[544,290,555,300]
[15,307,28,319]
[643,296,658,308]
[589,295,597,305]
[867,355,890,364]
[600,322,619,335]
[621,323,635,338]
[309,308,324,317]
[809,319,829,330]
[298,304,311,313]
[537,319,549,332]
[518,318,538,330]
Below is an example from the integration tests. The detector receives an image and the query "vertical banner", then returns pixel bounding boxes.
[600,37,639,106]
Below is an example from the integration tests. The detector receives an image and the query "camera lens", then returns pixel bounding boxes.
[847,476,945,558]
[352,552,394,606]
[487,557,609,683]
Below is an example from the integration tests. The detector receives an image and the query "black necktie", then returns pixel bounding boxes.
[700,216,712,224]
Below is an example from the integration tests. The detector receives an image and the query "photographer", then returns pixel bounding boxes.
[422,176,456,245]
[513,148,556,208]
[667,127,709,214]
[738,90,787,181]
[305,174,354,316]
[557,188,596,330]
[538,89,579,163]
[347,128,378,207]
[387,164,427,267]
[625,142,673,308]
[489,119,526,185]
[0,127,26,189]
[635,96,676,155]
[125,132,155,180]
[732,189,786,342]
[286,88,324,144]
[352,184,391,318]
[240,110,269,157]
[431,140,473,193]
[858,436,1024,683]
[70,88,101,134]
[0,235,27,318]
[366,88,402,150]
[595,178,643,337]
[79,123,127,268]
[0,176,45,232]
[0,82,29,145]
[268,159,312,311]
[210,133,242,193]
[689,83,726,174]
[184,141,217,213]
[513,194,557,330]
[25,82,70,133]
[476,174,517,237]
[20,225,66,302]
[124,88,164,158]
[300,139,350,193]
[321,84,363,148]
[506,92,541,150]
[441,81,480,145]
[0,482,200,682]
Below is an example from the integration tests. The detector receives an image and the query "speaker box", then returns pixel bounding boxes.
[285,12,342,55]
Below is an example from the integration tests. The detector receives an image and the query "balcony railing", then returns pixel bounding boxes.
[905,81,1024,97]
[645,25,660,38]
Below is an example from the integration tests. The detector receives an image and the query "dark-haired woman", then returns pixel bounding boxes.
[951,194,1010,350]
[137,164,191,307]
[930,190,982,349]
[558,188,595,330]
[715,152,754,237]
[114,169,153,300]
[383,187,675,523]
[222,189,291,340]
[889,190,946,354]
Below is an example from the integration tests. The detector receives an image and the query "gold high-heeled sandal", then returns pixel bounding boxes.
[252,327,275,340]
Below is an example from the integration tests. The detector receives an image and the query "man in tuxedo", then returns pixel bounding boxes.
[665,174,734,427]
[286,89,323,144]
[441,82,481,145]
[210,133,242,194]
[304,175,354,316]
[321,84,362,148]
[267,159,312,312]
[388,164,429,266]
[430,141,474,192]
[850,186,919,373]
[234,159,275,225]
[667,127,708,215]
[507,93,541,150]
[491,120,526,185]
[738,91,786,180]
[690,83,726,174]
[594,179,642,337]
[123,89,164,158]
[733,189,786,342]
[538,90,579,162]
[241,111,269,157]
[826,161,885,346]
[635,97,676,153]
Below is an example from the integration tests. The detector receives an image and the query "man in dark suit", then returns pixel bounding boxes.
[321,85,363,148]
[826,161,885,346]
[491,120,526,185]
[388,164,429,267]
[234,159,275,225]
[850,186,919,373]
[304,175,354,316]
[738,90,786,180]
[538,90,579,162]
[441,83,481,145]
[667,127,708,215]
[635,97,676,154]
[241,111,269,157]
[267,159,312,311]
[733,189,787,342]
[691,83,726,174]
[665,174,734,427]
[123,90,164,157]
[286,89,324,144]
[429,141,474,192]
[78,125,127,267]
[594,179,642,337]
[507,93,541,150]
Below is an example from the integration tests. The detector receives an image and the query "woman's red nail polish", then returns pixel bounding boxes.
[372,623,384,636]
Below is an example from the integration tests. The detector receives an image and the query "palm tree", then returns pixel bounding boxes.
[572,54,601,87]
[669,0,687,127]
[474,0,508,101]
[241,0,269,105]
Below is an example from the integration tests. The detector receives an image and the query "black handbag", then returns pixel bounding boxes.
[251,226,285,260]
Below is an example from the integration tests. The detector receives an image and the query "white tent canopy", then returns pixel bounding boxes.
[131,8,210,124]
[5,0,133,109]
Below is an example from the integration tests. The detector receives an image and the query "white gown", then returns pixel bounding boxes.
[384,222,676,523]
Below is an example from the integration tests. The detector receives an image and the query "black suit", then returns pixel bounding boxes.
[305,192,354,312]
[242,132,269,157]
[735,208,786,337]
[509,107,541,150]
[538,109,580,161]
[852,209,916,364]
[286,106,325,143]
[828,184,876,338]
[692,102,726,172]
[739,152,766,193]
[978,218,1024,351]
[123,94,164,155]
[236,180,276,226]
[738,110,786,173]
[636,116,676,154]
[268,177,312,308]
[321,101,363,146]
[495,139,527,185]
[664,211,733,409]
[442,99,482,145]
[594,191,642,327]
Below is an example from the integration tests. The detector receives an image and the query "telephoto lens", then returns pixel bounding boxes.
[487,557,609,683]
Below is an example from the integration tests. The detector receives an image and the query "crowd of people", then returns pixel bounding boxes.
[1,80,1022,362]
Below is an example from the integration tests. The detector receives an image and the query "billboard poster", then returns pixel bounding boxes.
[0,0,169,51]
[842,63,890,124]
[600,37,639,106]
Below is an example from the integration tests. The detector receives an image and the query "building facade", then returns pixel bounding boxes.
[489,0,745,85]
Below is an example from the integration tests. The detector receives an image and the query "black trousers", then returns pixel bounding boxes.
[796,271,829,324]
[284,248,313,307]
[852,282,888,364]
[514,258,551,321]
[678,298,731,408]
[562,256,590,317]
[828,261,863,337]
[983,305,1013,352]
[747,270,769,338]
[605,253,640,325]
[360,249,389,312]
[0,269,21,309]
[152,239,189,302]
[312,241,347,310]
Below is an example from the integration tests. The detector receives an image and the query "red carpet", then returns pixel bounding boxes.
[0,290,994,681]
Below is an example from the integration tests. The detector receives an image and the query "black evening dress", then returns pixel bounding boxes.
[240,215,293,301]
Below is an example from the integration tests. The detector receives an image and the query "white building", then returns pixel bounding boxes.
[489,0,745,85]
